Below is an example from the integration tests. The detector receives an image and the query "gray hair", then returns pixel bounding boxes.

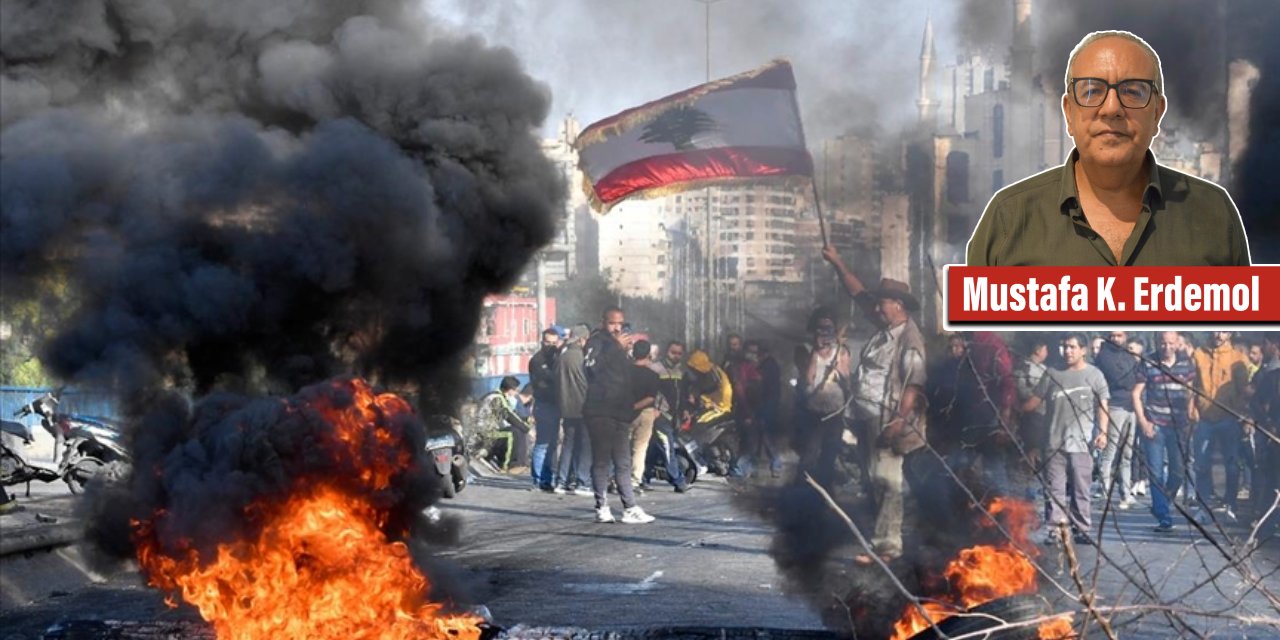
[1064,30,1164,96]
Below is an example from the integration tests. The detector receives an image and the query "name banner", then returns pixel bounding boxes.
[944,266,1280,329]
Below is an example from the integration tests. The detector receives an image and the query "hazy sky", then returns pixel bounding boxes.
[423,0,964,139]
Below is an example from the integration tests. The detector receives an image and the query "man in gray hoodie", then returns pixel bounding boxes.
[555,324,593,495]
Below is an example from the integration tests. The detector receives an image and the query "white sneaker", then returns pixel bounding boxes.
[620,506,655,524]
[1118,498,1134,510]
[595,506,615,523]
[572,487,594,497]
[1133,480,1148,497]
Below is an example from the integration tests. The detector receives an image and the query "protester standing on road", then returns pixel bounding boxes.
[822,246,929,565]
[1247,333,1280,537]
[629,340,660,492]
[1024,333,1110,546]
[555,324,594,496]
[1133,331,1196,533]
[795,307,851,490]
[529,327,563,491]
[730,340,764,477]
[1015,336,1051,466]
[583,307,655,524]
[754,341,786,478]
[1191,331,1250,520]
[1096,330,1142,510]
[950,332,1017,493]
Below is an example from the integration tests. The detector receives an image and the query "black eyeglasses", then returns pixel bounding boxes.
[1069,77,1159,109]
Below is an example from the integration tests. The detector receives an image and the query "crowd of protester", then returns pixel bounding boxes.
[461,271,1279,546]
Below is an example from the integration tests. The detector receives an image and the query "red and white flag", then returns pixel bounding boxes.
[574,59,813,211]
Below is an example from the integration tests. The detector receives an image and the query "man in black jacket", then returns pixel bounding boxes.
[1248,334,1280,537]
[529,327,563,491]
[583,306,655,524]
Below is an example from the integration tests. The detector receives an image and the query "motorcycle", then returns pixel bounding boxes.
[424,415,468,499]
[15,392,132,494]
[643,424,699,488]
[679,410,739,477]
[0,419,61,496]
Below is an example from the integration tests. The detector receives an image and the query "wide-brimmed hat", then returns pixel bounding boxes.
[872,278,919,311]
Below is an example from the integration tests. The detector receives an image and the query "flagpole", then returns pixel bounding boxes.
[693,0,725,350]
[811,179,830,249]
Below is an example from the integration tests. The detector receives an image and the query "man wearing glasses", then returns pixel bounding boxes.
[967,30,1250,266]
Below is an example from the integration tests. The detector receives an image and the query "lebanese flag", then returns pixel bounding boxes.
[575,59,813,211]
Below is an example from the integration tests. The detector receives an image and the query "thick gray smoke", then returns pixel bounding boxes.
[1,0,563,400]
[431,0,942,139]
[1,0,562,589]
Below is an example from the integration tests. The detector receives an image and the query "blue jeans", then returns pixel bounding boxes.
[1142,424,1185,527]
[1194,418,1241,508]
[531,402,561,489]
[653,416,688,488]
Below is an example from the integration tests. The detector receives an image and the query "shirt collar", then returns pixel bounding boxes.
[881,321,907,341]
[1058,148,1164,214]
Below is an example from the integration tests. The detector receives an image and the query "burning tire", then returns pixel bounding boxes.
[907,595,1049,640]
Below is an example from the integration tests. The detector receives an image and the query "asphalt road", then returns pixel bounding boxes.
[0,470,825,638]
[2,464,1278,639]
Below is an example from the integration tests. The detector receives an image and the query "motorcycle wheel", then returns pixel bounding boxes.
[66,458,104,494]
[451,458,468,495]
[1,450,21,484]
[440,474,457,499]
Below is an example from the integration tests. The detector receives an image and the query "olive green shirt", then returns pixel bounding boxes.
[966,150,1251,266]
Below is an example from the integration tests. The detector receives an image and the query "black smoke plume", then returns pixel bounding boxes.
[2,0,562,401]
[1,0,562,587]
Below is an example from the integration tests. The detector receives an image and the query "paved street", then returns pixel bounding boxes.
[1,466,1277,639]
[0,471,824,638]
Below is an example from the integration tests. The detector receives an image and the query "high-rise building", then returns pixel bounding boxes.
[536,115,587,285]
[596,198,674,300]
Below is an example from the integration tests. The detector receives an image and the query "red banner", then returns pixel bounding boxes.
[944,266,1280,328]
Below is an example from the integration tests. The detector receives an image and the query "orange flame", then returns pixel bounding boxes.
[890,498,1042,640]
[132,379,481,640]
[1038,614,1077,639]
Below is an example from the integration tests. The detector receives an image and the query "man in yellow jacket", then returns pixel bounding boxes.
[1191,331,1251,520]
[685,350,733,424]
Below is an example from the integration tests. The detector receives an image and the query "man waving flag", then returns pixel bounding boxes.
[575,60,813,212]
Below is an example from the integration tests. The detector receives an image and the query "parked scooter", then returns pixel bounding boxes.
[0,419,61,495]
[14,392,131,494]
[424,415,468,499]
